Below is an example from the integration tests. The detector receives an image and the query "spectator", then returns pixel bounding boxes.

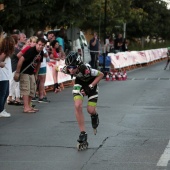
[114,33,124,53]
[122,39,129,52]
[17,36,38,59]
[56,28,65,51]
[35,31,50,103]
[47,31,56,43]
[18,33,26,50]
[22,38,31,49]
[7,34,23,105]
[11,29,20,40]
[49,40,65,93]
[17,36,38,107]
[89,32,99,69]
[0,36,15,117]
[9,36,38,104]
[50,40,65,61]
[14,38,46,113]
[12,29,20,35]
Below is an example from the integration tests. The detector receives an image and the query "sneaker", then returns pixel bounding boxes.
[31,96,38,102]
[43,97,50,102]
[38,97,50,103]
[0,110,11,118]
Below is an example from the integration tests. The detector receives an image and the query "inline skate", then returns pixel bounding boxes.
[77,131,88,151]
[91,113,99,135]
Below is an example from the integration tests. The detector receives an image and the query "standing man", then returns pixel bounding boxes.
[89,32,99,69]
[14,38,46,113]
[36,31,50,103]
[114,33,123,53]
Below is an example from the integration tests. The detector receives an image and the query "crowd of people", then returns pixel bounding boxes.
[89,32,129,70]
[0,26,67,116]
[0,26,105,147]
[0,28,129,117]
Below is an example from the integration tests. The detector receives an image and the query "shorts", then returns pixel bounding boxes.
[38,67,46,75]
[20,74,36,97]
[72,78,98,107]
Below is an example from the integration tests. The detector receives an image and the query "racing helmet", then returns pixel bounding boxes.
[65,51,82,66]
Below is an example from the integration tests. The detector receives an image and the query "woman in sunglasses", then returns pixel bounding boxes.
[61,51,104,150]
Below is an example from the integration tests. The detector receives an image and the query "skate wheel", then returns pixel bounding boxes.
[93,129,97,135]
[77,142,88,151]
[77,143,82,151]
[82,143,88,150]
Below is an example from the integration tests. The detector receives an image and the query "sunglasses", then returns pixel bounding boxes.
[67,65,77,69]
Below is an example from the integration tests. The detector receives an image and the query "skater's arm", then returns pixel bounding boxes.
[89,71,104,87]
[56,65,69,74]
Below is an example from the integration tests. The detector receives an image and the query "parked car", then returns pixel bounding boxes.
[66,27,90,63]
[44,28,91,64]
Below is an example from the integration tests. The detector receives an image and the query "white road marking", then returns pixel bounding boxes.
[157,140,170,167]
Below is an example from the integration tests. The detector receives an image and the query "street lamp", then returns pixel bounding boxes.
[123,23,126,39]
[104,0,107,43]
[102,0,107,75]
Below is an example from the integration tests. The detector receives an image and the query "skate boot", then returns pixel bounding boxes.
[77,131,88,151]
[91,113,99,135]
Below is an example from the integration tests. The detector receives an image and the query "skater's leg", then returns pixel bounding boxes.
[74,99,86,132]
[164,58,170,70]
[164,61,169,70]
[77,131,88,151]
[87,105,99,128]
[87,95,99,134]
[77,131,87,143]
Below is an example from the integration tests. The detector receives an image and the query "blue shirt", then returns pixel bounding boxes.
[89,38,99,53]
[56,37,64,51]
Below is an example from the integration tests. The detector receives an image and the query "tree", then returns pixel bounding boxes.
[129,0,170,40]
[0,0,170,43]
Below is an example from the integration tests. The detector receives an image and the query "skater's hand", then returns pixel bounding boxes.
[81,89,86,96]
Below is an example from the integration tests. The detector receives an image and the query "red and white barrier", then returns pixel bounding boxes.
[45,48,167,86]
[45,60,74,86]
[108,48,167,69]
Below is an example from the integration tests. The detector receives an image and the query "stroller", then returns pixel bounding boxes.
[98,55,111,74]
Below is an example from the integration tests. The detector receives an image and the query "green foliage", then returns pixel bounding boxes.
[129,0,170,39]
[0,0,170,44]
[129,40,170,51]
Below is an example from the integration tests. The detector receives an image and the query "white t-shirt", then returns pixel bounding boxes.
[0,57,12,81]
[40,48,48,68]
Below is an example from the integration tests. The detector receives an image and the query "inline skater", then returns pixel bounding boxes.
[61,51,104,150]
[164,47,170,70]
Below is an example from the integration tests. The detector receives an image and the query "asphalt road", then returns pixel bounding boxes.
[1,60,170,170]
